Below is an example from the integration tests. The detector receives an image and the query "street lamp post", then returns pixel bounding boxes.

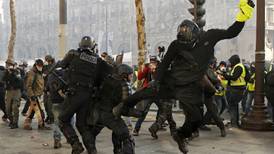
[99,0,109,54]
[241,0,274,131]
[105,5,109,54]
[59,0,67,59]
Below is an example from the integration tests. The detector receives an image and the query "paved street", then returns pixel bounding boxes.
[0,109,274,154]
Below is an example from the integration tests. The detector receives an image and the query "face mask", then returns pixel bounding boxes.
[44,61,48,65]
[220,67,226,72]
[8,66,14,69]
[36,66,43,72]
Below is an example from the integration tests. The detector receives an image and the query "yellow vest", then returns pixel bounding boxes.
[230,63,246,87]
[247,73,255,92]
[215,79,228,96]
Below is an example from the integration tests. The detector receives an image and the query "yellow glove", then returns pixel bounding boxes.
[236,0,255,22]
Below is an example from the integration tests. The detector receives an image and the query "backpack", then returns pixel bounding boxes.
[0,66,5,83]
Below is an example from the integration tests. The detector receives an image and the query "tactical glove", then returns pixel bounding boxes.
[236,0,255,22]
[112,102,124,118]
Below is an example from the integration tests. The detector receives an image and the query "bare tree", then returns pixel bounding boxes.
[7,0,16,61]
[134,0,147,87]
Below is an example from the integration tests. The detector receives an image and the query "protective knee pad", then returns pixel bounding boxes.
[178,122,193,138]
[150,122,160,132]
[81,131,94,147]
[58,121,78,145]
[121,137,135,154]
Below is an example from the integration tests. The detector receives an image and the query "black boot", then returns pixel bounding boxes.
[10,123,19,129]
[86,144,97,154]
[220,128,226,137]
[172,132,188,154]
[54,139,62,149]
[132,129,139,136]
[148,126,158,139]
[71,142,84,154]
[170,128,177,136]
[114,148,122,154]
[2,115,8,122]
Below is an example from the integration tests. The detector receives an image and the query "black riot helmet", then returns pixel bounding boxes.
[177,20,200,48]
[116,64,133,81]
[79,36,96,50]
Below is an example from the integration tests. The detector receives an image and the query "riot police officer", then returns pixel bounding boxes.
[58,36,109,154]
[122,1,255,153]
[89,64,136,154]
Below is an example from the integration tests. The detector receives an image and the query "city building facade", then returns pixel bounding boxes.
[0,0,272,63]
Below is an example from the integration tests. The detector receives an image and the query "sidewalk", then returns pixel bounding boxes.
[0,111,274,154]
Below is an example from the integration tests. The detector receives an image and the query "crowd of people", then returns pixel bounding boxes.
[1,1,274,154]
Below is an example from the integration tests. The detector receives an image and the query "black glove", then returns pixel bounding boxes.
[248,0,255,8]
[148,80,160,92]
[113,103,124,118]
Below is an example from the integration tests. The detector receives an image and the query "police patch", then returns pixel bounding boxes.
[80,52,98,64]
[204,41,209,46]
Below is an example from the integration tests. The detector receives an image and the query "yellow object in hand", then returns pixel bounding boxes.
[236,0,254,22]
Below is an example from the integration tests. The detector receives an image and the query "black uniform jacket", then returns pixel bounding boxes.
[157,21,245,87]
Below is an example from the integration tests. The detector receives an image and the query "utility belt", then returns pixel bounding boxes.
[69,82,94,89]
[68,82,100,98]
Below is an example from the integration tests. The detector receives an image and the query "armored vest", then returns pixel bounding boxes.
[67,49,99,87]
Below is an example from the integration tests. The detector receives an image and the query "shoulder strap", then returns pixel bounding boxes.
[32,72,38,89]
[176,50,199,69]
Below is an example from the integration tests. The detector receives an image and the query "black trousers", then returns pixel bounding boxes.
[175,83,203,138]
[124,82,203,139]
[150,99,177,134]
[44,92,54,120]
[0,87,7,117]
[91,112,134,154]
[21,90,30,114]
[58,87,93,151]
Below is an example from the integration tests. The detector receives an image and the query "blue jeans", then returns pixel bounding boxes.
[214,95,228,116]
[53,103,75,141]
[227,88,245,127]
[241,90,248,113]
[245,91,254,114]
[53,104,62,141]
[134,99,154,131]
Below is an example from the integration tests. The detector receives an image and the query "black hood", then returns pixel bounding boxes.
[228,55,240,67]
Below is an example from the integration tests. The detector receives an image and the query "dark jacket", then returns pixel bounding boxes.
[59,48,111,88]
[96,75,125,112]
[156,21,245,87]
[265,70,274,104]
[0,66,5,88]
[3,69,23,90]
[46,70,66,104]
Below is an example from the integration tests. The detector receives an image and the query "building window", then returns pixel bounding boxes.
[267,7,274,26]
